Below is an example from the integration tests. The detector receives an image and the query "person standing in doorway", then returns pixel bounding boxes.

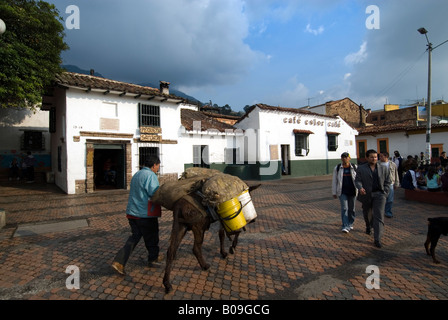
[393,151,403,185]
[355,149,391,248]
[332,152,358,233]
[380,152,400,218]
[112,155,161,275]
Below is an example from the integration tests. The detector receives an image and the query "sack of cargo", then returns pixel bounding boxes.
[180,167,222,180]
[201,173,248,206]
[151,174,208,210]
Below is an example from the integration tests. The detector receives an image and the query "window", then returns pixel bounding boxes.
[193,145,209,168]
[294,133,309,156]
[139,103,160,127]
[139,147,159,167]
[357,140,367,160]
[377,138,389,154]
[327,134,339,152]
[225,148,241,164]
[21,131,44,151]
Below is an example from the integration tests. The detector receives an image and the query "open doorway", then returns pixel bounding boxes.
[93,144,126,190]
[281,145,290,175]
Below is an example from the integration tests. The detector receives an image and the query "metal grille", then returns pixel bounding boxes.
[139,103,160,127]
[139,147,159,167]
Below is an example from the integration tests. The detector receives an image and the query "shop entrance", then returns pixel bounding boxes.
[281,145,291,175]
[93,144,126,190]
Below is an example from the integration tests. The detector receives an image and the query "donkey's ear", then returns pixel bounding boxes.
[248,184,261,193]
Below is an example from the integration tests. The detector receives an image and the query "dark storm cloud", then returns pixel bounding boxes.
[57,0,259,87]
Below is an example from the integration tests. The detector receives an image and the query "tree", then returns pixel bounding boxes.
[243,105,252,113]
[0,0,68,110]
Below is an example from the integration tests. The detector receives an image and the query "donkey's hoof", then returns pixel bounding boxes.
[229,246,235,254]
[202,263,210,271]
[164,283,172,294]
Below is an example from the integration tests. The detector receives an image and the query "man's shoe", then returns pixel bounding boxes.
[342,228,349,233]
[148,254,165,268]
[385,214,393,218]
[111,261,125,275]
[374,240,382,248]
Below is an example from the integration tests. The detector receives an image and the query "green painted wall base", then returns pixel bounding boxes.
[184,159,341,181]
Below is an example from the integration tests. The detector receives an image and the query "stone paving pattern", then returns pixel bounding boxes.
[0,175,447,300]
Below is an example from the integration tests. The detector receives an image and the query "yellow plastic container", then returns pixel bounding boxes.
[217,197,247,232]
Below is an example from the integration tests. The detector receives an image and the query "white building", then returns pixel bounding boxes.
[42,72,240,194]
[234,104,359,180]
[356,122,448,163]
[0,107,51,178]
[40,72,359,194]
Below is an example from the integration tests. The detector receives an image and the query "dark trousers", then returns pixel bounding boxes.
[114,217,159,266]
[361,191,387,242]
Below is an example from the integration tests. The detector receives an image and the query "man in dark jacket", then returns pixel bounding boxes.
[355,149,391,248]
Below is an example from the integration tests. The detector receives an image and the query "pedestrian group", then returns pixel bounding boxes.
[332,149,448,249]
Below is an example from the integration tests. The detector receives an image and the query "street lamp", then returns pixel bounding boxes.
[418,27,432,164]
[418,27,448,164]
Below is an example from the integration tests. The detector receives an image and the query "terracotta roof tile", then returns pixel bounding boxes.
[237,103,338,123]
[55,72,184,101]
[293,129,314,134]
[181,109,237,133]
[358,122,448,135]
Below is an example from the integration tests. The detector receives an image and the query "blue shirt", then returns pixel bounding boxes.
[126,167,159,218]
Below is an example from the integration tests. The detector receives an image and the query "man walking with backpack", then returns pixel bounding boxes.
[332,152,358,233]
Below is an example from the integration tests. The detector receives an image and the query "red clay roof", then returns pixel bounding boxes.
[55,72,184,101]
[237,103,338,123]
[358,122,448,135]
[181,109,237,133]
[293,129,314,134]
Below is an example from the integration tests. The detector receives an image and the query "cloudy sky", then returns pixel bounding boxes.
[50,0,448,111]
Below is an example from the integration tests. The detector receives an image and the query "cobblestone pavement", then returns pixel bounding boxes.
[0,175,447,302]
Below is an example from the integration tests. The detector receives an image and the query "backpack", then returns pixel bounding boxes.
[401,170,414,190]
[337,163,357,171]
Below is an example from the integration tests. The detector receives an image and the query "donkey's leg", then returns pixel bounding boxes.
[219,227,228,258]
[191,225,210,270]
[229,231,240,254]
[163,207,188,294]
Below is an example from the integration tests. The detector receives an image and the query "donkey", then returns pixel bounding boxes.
[162,184,260,293]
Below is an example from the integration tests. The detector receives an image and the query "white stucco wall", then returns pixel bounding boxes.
[0,107,50,151]
[235,107,358,162]
[357,130,447,159]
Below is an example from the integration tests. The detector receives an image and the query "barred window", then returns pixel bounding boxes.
[21,131,44,151]
[295,133,309,156]
[139,147,159,167]
[139,103,160,127]
[327,134,338,152]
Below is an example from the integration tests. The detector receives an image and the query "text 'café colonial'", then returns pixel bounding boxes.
[234,104,358,180]
[283,116,342,128]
